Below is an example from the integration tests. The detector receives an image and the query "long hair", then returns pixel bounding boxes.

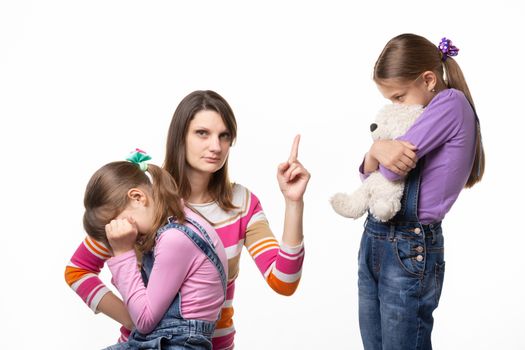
[373,33,484,188]
[83,162,185,259]
[164,90,238,210]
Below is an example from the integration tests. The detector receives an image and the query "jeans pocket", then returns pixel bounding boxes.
[183,334,212,349]
[393,237,425,277]
[435,261,446,305]
[127,333,173,350]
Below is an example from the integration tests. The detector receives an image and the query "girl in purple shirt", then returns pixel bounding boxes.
[357,34,485,349]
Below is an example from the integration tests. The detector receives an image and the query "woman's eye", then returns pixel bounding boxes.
[220,133,231,141]
[196,130,208,136]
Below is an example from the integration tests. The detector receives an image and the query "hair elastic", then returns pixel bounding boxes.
[438,37,459,62]
[126,148,152,181]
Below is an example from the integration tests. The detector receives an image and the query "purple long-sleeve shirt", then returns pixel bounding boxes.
[361,89,477,224]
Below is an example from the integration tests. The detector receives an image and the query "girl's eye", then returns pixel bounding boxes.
[196,130,208,136]
[395,95,404,101]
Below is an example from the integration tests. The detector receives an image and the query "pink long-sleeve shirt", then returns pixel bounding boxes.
[108,208,227,334]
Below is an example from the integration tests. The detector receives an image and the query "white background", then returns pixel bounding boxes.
[1,1,523,349]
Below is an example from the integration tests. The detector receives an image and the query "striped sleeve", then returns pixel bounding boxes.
[64,236,112,312]
[244,194,305,296]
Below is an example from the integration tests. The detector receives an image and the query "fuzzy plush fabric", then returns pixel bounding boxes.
[331,104,424,221]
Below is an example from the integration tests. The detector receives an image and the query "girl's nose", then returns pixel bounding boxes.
[370,123,378,132]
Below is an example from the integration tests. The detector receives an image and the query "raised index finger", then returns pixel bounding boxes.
[288,134,300,163]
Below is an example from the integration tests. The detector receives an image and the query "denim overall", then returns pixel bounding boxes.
[358,161,445,350]
[105,217,227,350]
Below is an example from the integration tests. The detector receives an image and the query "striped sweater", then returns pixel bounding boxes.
[65,184,305,349]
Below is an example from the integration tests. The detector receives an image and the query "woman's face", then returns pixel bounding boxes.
[185,110,232,177]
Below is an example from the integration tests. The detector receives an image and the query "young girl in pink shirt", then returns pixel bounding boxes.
[83,149,227,349]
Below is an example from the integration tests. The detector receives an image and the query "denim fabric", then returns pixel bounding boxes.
[358,161,445,350]
[104,320,214,350]
[104,217,226,350]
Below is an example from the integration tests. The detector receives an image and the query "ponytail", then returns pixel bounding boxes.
[443,57,485,188]
[136,164,186,255]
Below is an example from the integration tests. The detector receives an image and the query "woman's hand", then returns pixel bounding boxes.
[105,218,138,256]
[277,135,311,202]
[367,139,418,176]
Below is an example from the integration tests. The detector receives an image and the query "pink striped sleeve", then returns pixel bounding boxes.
[65,236,112,312]
[65,236,131,342]
[244,193,305,296]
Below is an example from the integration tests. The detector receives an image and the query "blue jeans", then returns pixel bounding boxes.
[358,216,445,350]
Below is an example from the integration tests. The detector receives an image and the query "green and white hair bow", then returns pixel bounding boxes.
[126,148,152,171]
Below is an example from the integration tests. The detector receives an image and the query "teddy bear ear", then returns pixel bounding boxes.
[370,123,378,132]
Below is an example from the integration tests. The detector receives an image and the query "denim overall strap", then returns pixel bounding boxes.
[160,219,227,301]
[390,158,424,224]
[184,217,219,255]
[140,252,154,287]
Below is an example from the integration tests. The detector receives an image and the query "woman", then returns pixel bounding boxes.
[65,90,310,349]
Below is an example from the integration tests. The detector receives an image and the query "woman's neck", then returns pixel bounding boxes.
[186,170,213,204]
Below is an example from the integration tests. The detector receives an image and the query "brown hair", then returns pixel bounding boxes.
[83,161,185,258]
[164,90,238,210]
[373,33,484,188]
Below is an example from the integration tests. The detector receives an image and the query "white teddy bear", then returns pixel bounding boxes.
[330,104,424,222]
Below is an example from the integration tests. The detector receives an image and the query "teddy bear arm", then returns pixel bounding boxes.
[368,174,405,222]
[330,177,373,219]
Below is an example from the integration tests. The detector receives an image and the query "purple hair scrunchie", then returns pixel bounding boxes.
[438,37,459,61]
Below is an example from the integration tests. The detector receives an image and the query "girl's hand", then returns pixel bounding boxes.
[369,139,418,176]
[105,218,139,256]
[277,135,311,202]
